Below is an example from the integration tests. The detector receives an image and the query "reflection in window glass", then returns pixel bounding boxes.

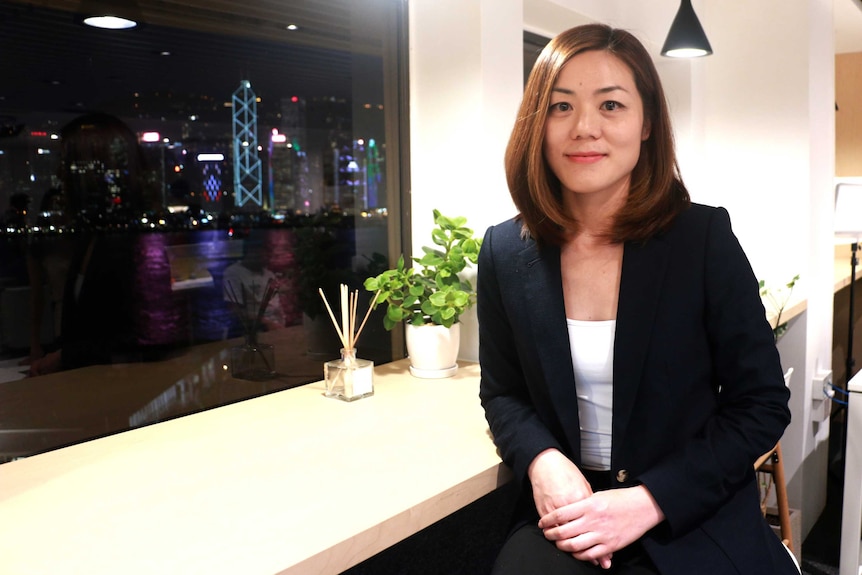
[524,31,551,85]
[0,0,405,462]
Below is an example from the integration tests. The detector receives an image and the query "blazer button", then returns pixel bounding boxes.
[615,469,629,483]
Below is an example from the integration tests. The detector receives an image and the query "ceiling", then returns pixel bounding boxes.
[1,0,384,52]
[0,0,390,120]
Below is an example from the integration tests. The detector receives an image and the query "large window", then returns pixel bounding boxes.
[0,0,408,462]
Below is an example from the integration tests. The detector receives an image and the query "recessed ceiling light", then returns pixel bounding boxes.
[286,24,298,31]
[83,15,137,29]
[78,0,143,30]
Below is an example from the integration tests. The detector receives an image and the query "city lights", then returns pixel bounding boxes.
[196,153,225,162]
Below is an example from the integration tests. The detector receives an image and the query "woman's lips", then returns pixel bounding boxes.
[566,152,605,164]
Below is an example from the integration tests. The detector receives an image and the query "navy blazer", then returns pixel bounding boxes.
[478,204,797,574]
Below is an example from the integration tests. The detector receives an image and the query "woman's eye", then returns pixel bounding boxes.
[549,102,572,113]
[601,101,623,111]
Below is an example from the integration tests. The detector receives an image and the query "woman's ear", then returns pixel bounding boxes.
[641,120,651,141]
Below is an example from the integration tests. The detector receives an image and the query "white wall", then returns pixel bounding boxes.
[408,0,835,538]
[408,0,523,360]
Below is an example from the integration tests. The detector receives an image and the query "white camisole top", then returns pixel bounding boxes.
[566,318,615,471]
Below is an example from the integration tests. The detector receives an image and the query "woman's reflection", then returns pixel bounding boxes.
[22,187,73,366]
[28,113,156,376]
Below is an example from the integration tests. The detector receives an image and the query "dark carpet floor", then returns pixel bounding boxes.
[341,481,517,575]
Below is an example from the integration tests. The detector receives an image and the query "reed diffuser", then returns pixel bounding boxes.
[319,284,377,401]
[225,278,279,380]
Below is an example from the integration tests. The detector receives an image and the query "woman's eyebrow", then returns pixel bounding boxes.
[550,84,629,96]
[595,85,628,95]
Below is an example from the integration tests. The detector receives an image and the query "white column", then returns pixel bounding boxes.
[408,0,523,361]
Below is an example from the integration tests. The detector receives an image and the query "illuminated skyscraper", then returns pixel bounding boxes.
[231,80,263,208]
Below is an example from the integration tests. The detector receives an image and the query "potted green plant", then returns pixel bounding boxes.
[364,209,482,378]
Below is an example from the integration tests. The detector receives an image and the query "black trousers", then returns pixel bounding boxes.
[491,523,658,575]
[491,469,660,575]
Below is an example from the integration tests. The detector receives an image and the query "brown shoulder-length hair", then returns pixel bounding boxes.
[60,112,156,225]
[505,23,690,246]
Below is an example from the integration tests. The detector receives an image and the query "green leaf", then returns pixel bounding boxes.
[439,314,455,328]
[364,277,379,290]
[387,305,405,322]
[431,228,449,246]
[434,212,452,227]
[428,292,447,307]
[419,252,444,267]
[421,299,437,316]
[452,291,469,307]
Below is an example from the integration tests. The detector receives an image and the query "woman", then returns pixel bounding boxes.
[478,24,797,574]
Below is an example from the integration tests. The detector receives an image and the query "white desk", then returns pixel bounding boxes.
[0,359,511,574]
[841,372,862,575]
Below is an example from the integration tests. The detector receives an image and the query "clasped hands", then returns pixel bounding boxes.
[528,448,664,570]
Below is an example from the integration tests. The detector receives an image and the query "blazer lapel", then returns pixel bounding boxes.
[518,241,582,459]
[613,237,671,449]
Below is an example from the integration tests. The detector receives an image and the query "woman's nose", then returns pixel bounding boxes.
[570,109,600,139]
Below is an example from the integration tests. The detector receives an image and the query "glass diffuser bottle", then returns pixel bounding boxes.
[324,347,374,401]
[225,277,280,381]
[231,340,275,381]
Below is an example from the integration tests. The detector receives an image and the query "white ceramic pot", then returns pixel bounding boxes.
[405,323,460,378]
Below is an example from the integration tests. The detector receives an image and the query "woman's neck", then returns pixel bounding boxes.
[562,185,629,240]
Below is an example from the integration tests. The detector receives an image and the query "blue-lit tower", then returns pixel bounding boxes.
[232,80,263,208]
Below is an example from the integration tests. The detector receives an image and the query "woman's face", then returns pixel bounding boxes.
[542,50,648,206]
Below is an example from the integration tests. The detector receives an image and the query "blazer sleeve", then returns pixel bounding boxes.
[478,223,564,485]
[638,207,791,537]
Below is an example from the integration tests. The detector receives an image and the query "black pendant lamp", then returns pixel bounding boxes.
[661,0,713,58]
